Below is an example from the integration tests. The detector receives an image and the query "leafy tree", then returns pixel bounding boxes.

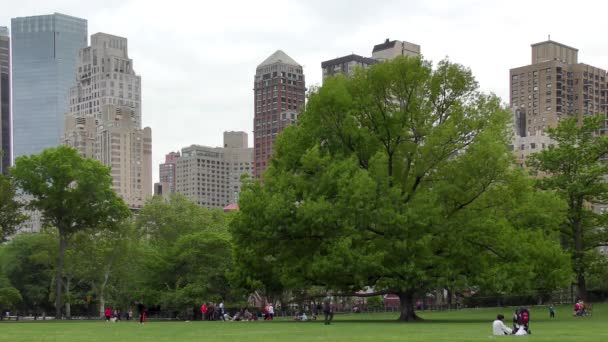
[136,194,227,246]
[0,175,27,242]
[232,57,567,320]
[135,194,236,311]
[527,116,608,301]
[0,233,56,313]
[66,222,137,317]
[10,146,131,318]
[0,286,22,311]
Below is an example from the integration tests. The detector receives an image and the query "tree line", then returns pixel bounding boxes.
[1,56,608,321]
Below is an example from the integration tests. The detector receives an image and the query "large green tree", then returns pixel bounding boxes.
[0,175,27,242]
[135,194,236,311]
[528,116,608,301]
[232,57,567,320]
[10,146,131,318]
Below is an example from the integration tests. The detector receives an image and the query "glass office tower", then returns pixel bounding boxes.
[11,13,87,159]
[0,27,10,174]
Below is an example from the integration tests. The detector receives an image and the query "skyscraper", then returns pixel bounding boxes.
[159,151,181,195]
[510,40,608,166]
[63,33,152,209]
[11,13,87,159]
[0,27,10,174]
[253,50,305,178]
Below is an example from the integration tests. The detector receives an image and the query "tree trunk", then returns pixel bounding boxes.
[99,295,105,319]
[573,216,587,301]
[397,292,418,321]
[98,263,111,318]
[55,234,68,319]
[65,277,71,319]
[446,289,453,309]
[577,273,587,302]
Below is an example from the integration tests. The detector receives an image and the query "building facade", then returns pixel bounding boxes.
[371,39,420,61]
[321,54,378,80]
[253,50,305,178]
[510,40,608,165]
[158,151,181,195]
[63,33,152,209]
[321,38,420,82]
[11,13,87,159]
[175,132,253,208]
[0,27,10,174]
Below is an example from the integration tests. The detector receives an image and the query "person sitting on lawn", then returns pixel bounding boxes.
[574,300,582,316]
[492,314,512,336]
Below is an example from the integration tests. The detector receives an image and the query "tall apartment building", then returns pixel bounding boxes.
[253,50,306,178]
[11,13,87,159]
[321,38,420,81]
[158,151,181,195]
[63,33,152,209]
[0,27,10,174]
[510,40,608,166]
[175,132,253,208]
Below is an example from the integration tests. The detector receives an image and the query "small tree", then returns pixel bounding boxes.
[0,175,27,242]
[528,116,608,301]
[11,146,131,318]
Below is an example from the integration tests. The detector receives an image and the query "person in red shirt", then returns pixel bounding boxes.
[201,303,208,321]
[104,307,112,322]
[574,301,582,316]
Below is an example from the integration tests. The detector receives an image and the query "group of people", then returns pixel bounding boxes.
[199,301,226,321]
[573,299,592,317]
[492,308,530,336]
[104,308,131,322]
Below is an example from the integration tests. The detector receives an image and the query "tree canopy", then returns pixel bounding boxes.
[527,116,608,301]
[231,57,569,320]
[0,174,27,242]
[11,146,131,318]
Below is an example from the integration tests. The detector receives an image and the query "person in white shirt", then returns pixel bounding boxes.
[492,314,513,336]
[268,304,275,320]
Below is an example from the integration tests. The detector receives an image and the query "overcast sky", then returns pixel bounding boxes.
[2,0,607,182]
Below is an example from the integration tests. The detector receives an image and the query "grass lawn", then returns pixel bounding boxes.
[0,304,605,341]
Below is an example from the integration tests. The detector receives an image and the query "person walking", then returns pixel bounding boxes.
[137,302,147,324]
[268,303,275,320]
[201,303,208,321]
[323,298,333,325]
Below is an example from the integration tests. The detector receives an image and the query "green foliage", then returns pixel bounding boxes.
[527,116,608,300]
[365,296,384,309]
[0,233,56,312]
[0,174,27,242]
[232,57,569,320]
[0,286,22,309]
[10,146,131,317]
[135,194,237,309]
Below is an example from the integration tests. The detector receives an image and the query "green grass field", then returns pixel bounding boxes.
[0,304,605,341]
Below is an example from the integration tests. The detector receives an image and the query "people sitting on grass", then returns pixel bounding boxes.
[293,310,308,321]
[243,309,252,321]
[492,314,513,336]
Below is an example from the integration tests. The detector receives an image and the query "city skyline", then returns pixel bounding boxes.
[2,0,608,183]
